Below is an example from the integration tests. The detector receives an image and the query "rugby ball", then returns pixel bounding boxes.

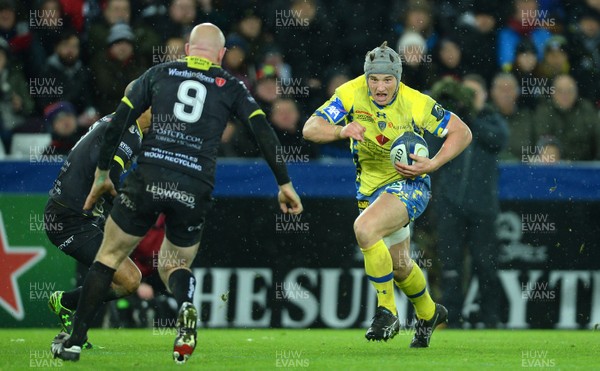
[389,131,429,166]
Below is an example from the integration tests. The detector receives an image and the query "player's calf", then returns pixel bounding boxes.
[112,258,142,296]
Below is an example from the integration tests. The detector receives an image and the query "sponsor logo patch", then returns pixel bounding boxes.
[215,77,226,87]
[431,103,445,121]
[375,134,390,145]
[357,200,370,210]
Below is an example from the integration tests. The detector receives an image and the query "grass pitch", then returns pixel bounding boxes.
[0,328,597,370]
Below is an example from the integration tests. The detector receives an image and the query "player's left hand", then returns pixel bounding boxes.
[83,168,117,210]
[278,182,303,214]
[394,154,438,178]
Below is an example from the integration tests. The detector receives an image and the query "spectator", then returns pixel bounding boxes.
[224,98,318,159]
[332,0,389,76]
[537,35,570,80]
[456,1,500,84]
[38,29,96,123]
[231,9,270,66]
[533,135,561,163]
[433,38,466,81]
[567,10,600,105]
[397,31,434,92]
[253,72,278,117]
[308,66,351,113]
[152,0,198,42]
[534,136,561,164]
[87,0,130,59]
[491,73,537,161]
[43,101,82,155]
[0,0,30,71]
[222,35,255,91]
[219,70,281,158]
[28,0,70,74]
[324,69,350,98]
[430,76,508,328]
[391,1,438,52]
[534,74,600,161]
[196,0,229,33]
[137,0,168,34]
[91,23,146,115]
[59,0,86,33]
[86,0,161,64]
[0,37,34,152]
[273,0,333,87]
[498,0,552,70]
[260,45,291,81]
[510,39,542,110]
[269,97,316,159]
[155,36,186,65]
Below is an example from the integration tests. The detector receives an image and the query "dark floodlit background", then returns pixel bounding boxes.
[0,0,598,330]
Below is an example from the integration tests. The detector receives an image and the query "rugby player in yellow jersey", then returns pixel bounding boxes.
[303,42,472,347]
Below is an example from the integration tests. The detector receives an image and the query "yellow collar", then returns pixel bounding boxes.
[185,56,221,70]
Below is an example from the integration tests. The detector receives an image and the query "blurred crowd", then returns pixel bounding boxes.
[1,0,599,161]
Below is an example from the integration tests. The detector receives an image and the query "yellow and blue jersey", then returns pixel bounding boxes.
[314,75,451,196]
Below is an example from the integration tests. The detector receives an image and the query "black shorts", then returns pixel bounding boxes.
[110,164,212,247]
[44,198,105,266]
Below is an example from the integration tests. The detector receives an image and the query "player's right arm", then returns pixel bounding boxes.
[232,79,303,215]
[303,115,366,143]
[303,80,365,143]
[247,112,303,215]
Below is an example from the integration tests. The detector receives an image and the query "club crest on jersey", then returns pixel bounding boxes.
[377,120,386,131]
[375,134,390,145]
[215,77,226,87]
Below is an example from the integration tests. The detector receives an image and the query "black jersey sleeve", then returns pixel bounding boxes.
[231,80,263,121]
[113,122,143,171]
[248,114,291,185]
[98,71,152,170]
[230,80,291,185]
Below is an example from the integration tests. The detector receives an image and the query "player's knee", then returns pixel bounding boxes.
[353,217,377,248]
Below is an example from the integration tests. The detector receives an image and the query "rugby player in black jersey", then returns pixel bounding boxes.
[45,81,151,348]
[51,23,303,364]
